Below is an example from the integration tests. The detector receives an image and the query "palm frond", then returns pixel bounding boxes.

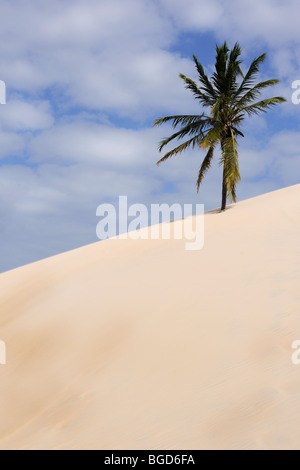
[237,79,280,107]
[232,126,244,138]
[212,42,230,93]
[229,42,242,64]
[241,96,286,116]
[157,134,203,165]
[225,42,243,95]
[198,122,223,150]
[234,53,266,98]
[154,114,208,129]
[179,74,215,107]
[197,147,214,192]
[192,55,217,100]
[210,97,224,119]
[220,133,241,202]
[157,119,210,152]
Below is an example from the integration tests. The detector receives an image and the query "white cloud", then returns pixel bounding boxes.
[0,99,53,131]
[0,0,186,116]
[161,0,300,46]
[66,50,197,116]
[28,122,164,167]
[159,0,225,31]
[0,130,25,159]
[239,130,300,186]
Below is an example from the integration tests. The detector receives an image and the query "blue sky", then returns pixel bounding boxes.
[0,0,299,272]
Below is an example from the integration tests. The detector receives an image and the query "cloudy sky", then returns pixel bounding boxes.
[0,0,299,272]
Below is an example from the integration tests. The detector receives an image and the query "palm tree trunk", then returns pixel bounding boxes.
[221,163,227,211]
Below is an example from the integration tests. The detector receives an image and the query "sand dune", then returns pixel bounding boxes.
[0,184,299,450]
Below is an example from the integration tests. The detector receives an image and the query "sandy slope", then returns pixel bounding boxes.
[0,184,299,450]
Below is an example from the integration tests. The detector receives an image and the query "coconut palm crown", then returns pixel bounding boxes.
[154,42,286,210]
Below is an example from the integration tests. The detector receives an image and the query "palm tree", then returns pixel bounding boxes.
[154,42,286,211]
